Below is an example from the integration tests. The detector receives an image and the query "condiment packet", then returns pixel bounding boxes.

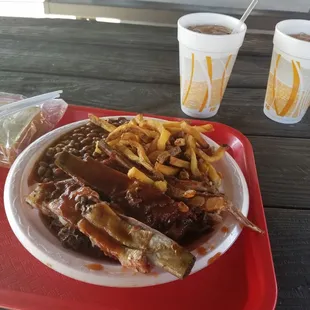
[0,91,68,168]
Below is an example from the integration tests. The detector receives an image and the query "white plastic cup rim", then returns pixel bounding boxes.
[274,19,310,59]
[177,13,247,53]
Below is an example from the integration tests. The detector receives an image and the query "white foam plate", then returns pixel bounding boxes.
[4,116,249,287]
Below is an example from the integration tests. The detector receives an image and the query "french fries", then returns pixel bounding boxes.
[94,141,102,154]
[140,120,171,151]
[198,159,221,186]
[107,123,157,142]
[129,118,138,126]
[196,145,228,163]
[121,132,140,142]
[128,167,167,192]
[157,127,171,151]
[186,135,201,177]
[190,148,201,177]
[154,180,167,192]
[165,127,181,134]
[116,145,140,162]
[206,162,222,186]
[169,156,190,169]
[156,151,170,164]
[106,123,136,141]
[155,162,179,176]
[107,139,120,147]
[128,167,153,185]
[198,159,209,173]
[193,124,214,133]
[181,121,209,148]
[148,150,164,164]
[186,134,196,150]
[116,144,156,175]
[163,120,213,133]
[119,140,151,165]
[147,136,159,154]
[91,113,226,189]
[163,121,185,128]
[89,114,116,132]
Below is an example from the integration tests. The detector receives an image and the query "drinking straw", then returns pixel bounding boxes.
[231,0,259,34]
[0,90,63,118]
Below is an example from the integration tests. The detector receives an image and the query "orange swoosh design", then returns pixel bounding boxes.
[199,56,213,112]
[273,54,281,115]
[207,56,213,81]
[279,61,300,117]
[220,55,232,99]
[182,53,195,106]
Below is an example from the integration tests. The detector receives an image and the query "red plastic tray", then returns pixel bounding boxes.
[0,105,277,310]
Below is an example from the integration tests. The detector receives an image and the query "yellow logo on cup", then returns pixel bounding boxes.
[265,52,310,118]
[181,53,233,113]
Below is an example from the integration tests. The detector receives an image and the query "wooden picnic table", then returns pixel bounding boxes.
[0,14,309,309]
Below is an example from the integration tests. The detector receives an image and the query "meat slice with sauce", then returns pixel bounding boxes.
[55,151,214,242]
[26,179,196,278]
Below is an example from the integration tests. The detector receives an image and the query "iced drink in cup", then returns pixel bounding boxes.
[264,19,310,124]
[177,13,247,118]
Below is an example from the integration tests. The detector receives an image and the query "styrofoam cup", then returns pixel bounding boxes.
[177,13,246,118]
[264,19,310,124]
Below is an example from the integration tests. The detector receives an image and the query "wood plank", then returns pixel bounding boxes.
[0,18,179,51]
[249,136,310,209]
[265,208,310,310]
[0,17,273,56]
[1,71,309,136]
[1,71,309,138]
[0,38,271,87]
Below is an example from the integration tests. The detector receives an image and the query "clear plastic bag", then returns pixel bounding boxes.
[0,92,68,168]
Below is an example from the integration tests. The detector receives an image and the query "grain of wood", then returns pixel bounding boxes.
[0,17,273,56]
[1,71,309,138]
[250,136,310,209]
[0,38,270,87]
[265,208,310,310]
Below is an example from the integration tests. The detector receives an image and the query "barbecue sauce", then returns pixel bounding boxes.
[208,252,222,265]
[221,226,229,233]
[197,246,207,256]
[85,263,104,271]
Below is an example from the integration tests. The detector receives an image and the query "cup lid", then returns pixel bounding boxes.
[177,13,247,53]
[274,19,310,59]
